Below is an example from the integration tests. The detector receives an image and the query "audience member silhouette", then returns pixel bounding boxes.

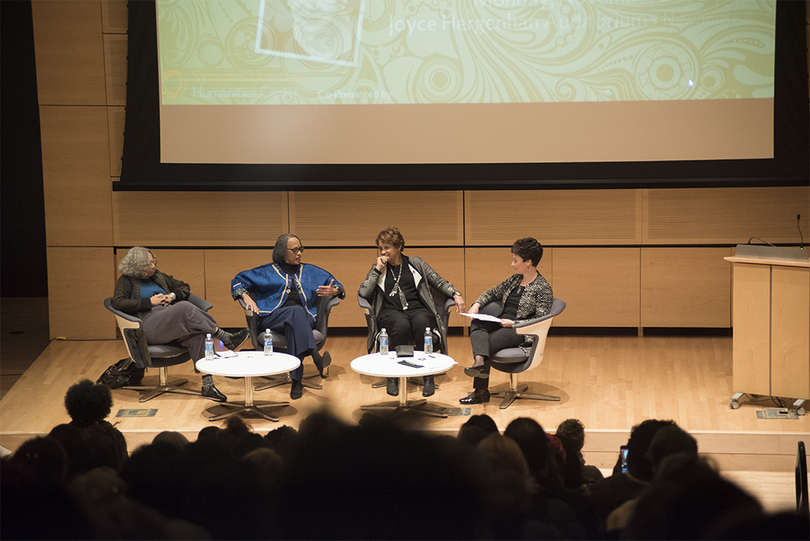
[605,423,699,531]
[63,379,128,472]
[623,454,764,539]
[585,418,675,525]
[505,417,600,538]
[457,413,499,447]
[557,418,604,486]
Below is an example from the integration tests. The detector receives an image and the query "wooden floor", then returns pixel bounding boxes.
[0,300,806,512]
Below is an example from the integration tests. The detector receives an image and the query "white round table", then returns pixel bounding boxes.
[350,352,456,418]
[196,351,300,422]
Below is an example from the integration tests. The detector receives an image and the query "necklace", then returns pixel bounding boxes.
[387,262,409,310]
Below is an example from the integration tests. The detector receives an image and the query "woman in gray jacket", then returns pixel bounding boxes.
[358,227,465,397]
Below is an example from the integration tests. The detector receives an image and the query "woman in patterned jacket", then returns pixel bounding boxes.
[460,237,553,405]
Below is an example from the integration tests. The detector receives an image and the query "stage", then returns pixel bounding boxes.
[1,329,807,479]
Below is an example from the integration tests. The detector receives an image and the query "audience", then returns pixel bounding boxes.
[2,383,807,540]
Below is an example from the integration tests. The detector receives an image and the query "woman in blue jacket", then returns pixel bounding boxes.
[232,234,345,399]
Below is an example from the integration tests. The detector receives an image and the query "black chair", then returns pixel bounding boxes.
[479,298,565,409]
[797,440,809,516]
[239,294,340,391]
[358,291,455,391]
[104,295,212,403]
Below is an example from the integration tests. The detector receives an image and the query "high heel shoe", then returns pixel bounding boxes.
[313,350,331,378]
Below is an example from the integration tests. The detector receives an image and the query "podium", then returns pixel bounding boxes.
[725,245,810,413]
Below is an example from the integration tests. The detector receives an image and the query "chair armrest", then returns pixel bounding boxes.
[514,298,565,336]
[358,293,372,314]
[514,314,555,337]
[104,297,142,325]
[187,293,212,312]
[314,295,340,336]
[480,302,503,317]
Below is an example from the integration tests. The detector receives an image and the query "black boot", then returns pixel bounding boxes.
[201,375,227,402]
[290,379,303,400]
[215,328,250,351]
[386,377,398,397]
[422,375,435,397]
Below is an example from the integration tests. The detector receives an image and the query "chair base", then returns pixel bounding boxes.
[122,375,201,403]
[254,371,323,392]
[490,382,560,410]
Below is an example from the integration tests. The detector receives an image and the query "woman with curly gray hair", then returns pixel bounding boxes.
[113,247,248,402]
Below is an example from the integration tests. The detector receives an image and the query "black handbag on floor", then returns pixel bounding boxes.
[96,358,145,389]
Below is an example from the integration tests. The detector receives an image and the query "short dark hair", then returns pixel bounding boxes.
[556,418,585,452]
[626,419,677,481]
[375,227,405,251]
[511,237,543,266]
[64,379,113,427]
[272,233,301,265]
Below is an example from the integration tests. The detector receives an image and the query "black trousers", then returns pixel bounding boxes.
[469,319,523,390]
[377,306,436,350]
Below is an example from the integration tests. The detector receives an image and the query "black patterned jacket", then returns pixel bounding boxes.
[474,272,553,356]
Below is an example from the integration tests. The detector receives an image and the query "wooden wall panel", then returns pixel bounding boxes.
[48,247,116,339]
[40,106,113,246]
[101,0,128,33]
[552,248,640,327]
[644,187,810,244]
[103,35,127,106]
[32,0,106,105]
[306,248,377,327]
[203,250,274,328]
[108,107,125,177]
[731,263,772,395]
[464,247,553,306]
[114,248,206,301]
[288,191,464,247]
[113,192,288,246]
[771,266,810,399]
[641,247,732,327]
[465,190,642,246]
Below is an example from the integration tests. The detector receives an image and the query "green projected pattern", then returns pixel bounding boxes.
[157,0,775,105]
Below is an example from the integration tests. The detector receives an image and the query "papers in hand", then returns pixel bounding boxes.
[215,350,238,358]
[460,312,502,323]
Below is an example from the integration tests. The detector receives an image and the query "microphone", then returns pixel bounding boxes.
[799,214,805,250]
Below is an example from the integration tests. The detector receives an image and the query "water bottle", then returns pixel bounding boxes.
[379,328,389,356]
[205,333,214,360]
[424,327,433,355]
[264,328,273,356]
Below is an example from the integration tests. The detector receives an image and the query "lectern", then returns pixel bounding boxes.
[726,245,810,414]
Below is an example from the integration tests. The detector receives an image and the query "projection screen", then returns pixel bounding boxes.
[155,0,777,165]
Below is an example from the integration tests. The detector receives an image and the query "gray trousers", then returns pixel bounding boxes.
[141,301,218,365]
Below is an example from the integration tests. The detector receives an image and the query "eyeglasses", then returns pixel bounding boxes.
[147,258,157,267]
[287,247,305,254]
